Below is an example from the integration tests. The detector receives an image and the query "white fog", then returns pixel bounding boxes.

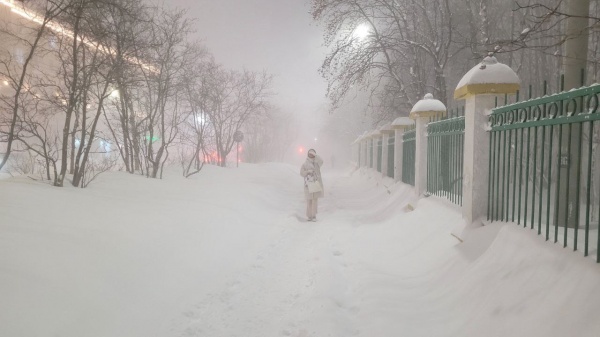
[2,0,600,336]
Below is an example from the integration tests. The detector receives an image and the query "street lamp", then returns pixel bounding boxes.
[352,23,371,42]
[195,113,207,126]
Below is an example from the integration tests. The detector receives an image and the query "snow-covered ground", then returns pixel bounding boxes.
[1,163,600,337]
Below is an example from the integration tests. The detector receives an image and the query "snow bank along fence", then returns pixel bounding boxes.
[352,55,600,263]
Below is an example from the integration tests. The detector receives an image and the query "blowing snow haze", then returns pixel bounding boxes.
[3,0,600,335]
[165,0,329,152]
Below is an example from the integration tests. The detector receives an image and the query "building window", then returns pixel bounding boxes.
[14,48,24,65]
[48,35,58,50]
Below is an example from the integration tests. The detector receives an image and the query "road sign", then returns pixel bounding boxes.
[234,130,244,143]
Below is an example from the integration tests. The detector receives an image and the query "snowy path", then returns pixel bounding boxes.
[165,168,466,337]
[168,173,366,337]
[2,163,600,337]
[169,221,357,337]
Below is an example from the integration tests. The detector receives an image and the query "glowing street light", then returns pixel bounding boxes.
[195,113,208,126]
[352,23,371,41]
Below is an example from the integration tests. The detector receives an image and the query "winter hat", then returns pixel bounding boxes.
[308,149,316,157]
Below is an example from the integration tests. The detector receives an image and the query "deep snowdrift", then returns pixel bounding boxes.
[1,163,599,337]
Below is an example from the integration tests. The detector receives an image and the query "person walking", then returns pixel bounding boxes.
[300,149,324,222]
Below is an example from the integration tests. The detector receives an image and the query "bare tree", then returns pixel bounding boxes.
[0,0,71,171]
[310,0,458,120]
[44,0,138,187]
[132,7,200,178]
[10,85,62,181]
[101,0,150,174]
[69,0,146,187]
[179,57,213,177]
[201,65,272,167]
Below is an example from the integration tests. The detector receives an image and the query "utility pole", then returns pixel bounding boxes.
[558,0,590,228]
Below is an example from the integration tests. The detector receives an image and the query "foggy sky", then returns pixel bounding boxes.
[165,0,329,124]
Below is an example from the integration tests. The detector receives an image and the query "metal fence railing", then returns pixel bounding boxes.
[402,128,416,186]
[427,116,465,205]
[488,84,600,262]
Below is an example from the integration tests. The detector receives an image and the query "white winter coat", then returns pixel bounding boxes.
[300,155,324,200]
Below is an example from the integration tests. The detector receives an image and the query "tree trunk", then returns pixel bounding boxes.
[57,6,83,187]
[73,82,110,187]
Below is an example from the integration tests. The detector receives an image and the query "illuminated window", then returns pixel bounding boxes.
[48,35,58,50]
[100,140,111,156]
[14,48,24,65]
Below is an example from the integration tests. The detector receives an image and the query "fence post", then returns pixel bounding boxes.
[357,133,363,167]
[376,131,383,173]
[381,131,389,177]
[454,55,520,224]
[356,131,368,168]
[410,94,446,196]
[366,133,372,169]
[392,117,414,182]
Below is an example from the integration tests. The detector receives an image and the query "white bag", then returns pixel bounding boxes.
[307,180,322,193]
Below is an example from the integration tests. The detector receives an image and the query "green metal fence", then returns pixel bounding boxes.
[376,139,382,173]
[488,84,600,262]
[402,128,416,186]
[427,117,465,205]
[387,136,395,178]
